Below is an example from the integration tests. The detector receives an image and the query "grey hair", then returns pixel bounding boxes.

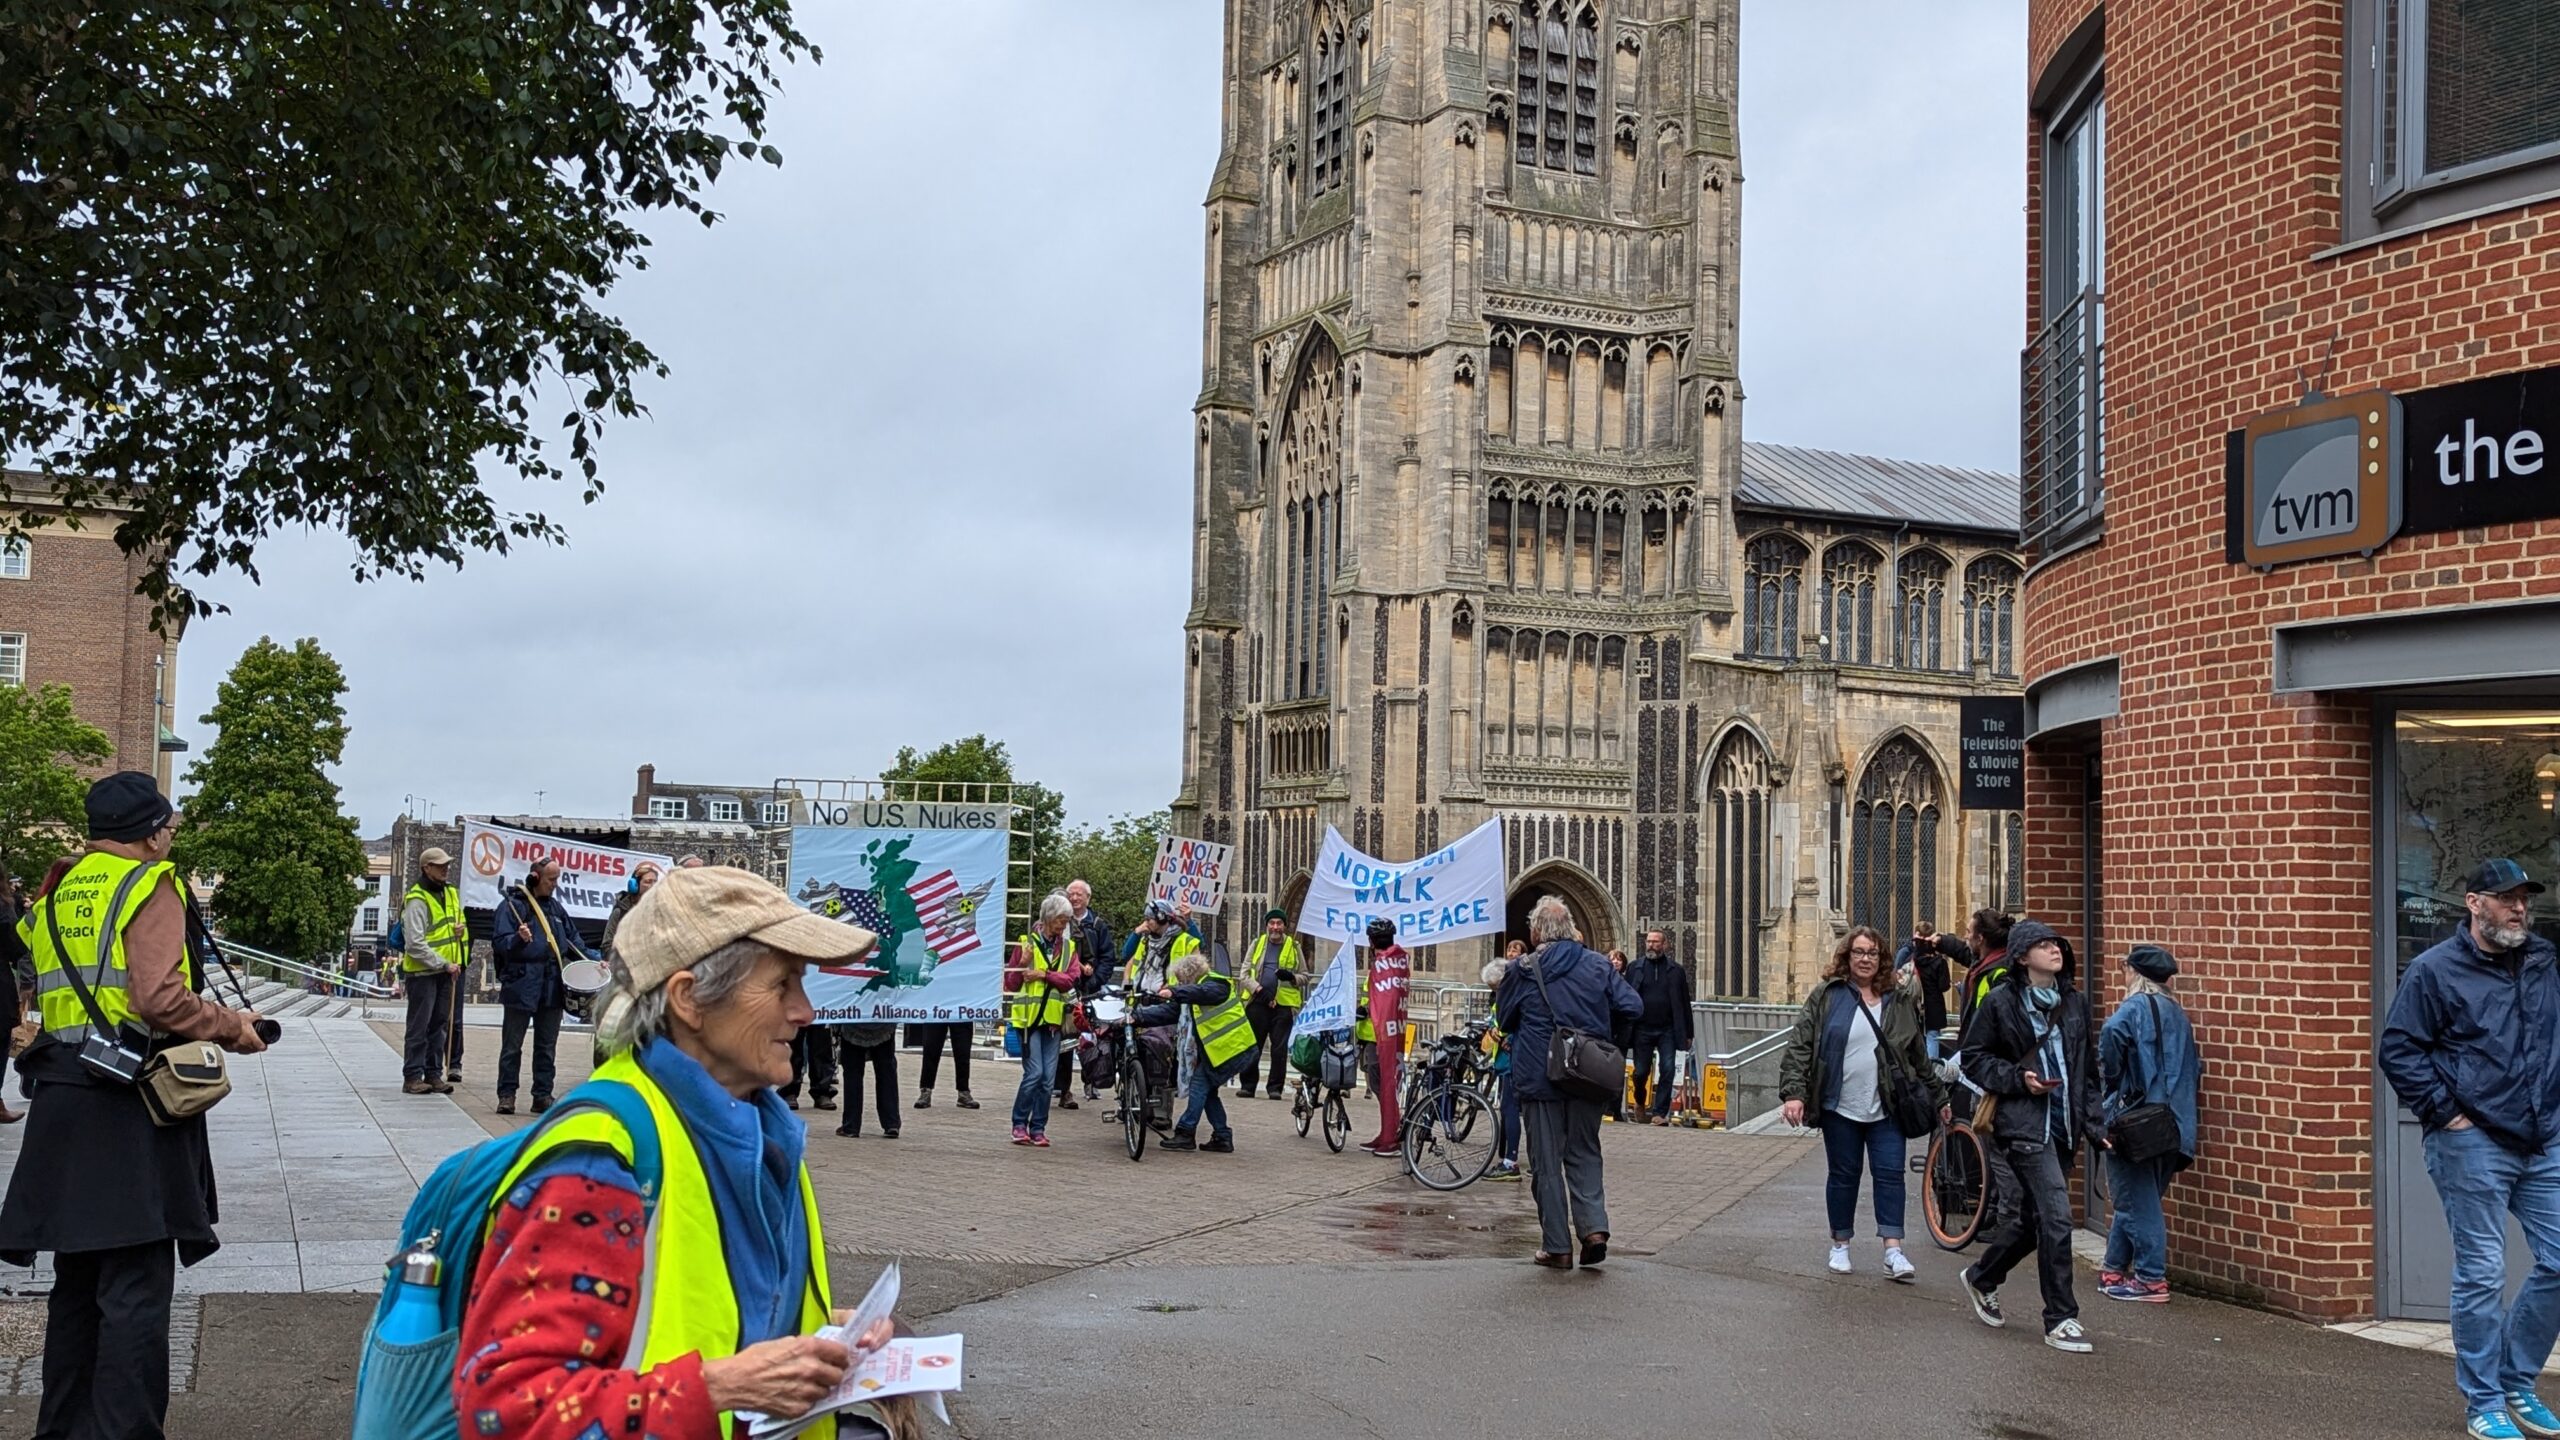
[1481,957,1511,987]
[2123,971,2173,1000]
[1038,892,1074,925]
[594,938,771,1056]
[1173,953,1210,985]
[1528,894,1576,943]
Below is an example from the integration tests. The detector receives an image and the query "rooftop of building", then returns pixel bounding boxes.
[1738,442,2020,539]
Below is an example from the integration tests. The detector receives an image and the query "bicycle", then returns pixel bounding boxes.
[1289,1031,1358,1153]
[1096,987,1170,1162]
[1396,1024,1498,1190]
[1922,1108,1990,1251]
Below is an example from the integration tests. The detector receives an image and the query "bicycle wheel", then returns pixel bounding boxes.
[1923,1122,1988,1251]
[1120,1063,1148,1162]
[1294,1080,1314,1137]
[1404,1085,1496,1191]
[1323,1090,1350,1152]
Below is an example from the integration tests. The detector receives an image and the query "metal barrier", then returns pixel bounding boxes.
[213,936,400,1000]
[1690,1001,1795,1058]
[1699,1028,1796,1128]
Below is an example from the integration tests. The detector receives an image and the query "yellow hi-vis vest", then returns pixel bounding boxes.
[401,883,469,974]
[497,1050,837,1440]
[1009,931,1078,1030]
[1193,969,1256,1069]
[29,851,183,1044]
[1247,933,1304,1009]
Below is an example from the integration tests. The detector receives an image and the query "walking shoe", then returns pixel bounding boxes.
[914,1091,933,1109]
[1029,1132,1049,1147]
[2475,1410,2530,1440]
[814,1096,837,1111]
[433,1081,455,1094]
[447,1070,464,1084]
[2507,1392,2560,1439]
[495,1097,516,1116]
[1960,1266,2003,1328]
[1161,1131,1199,1152]
[837,1125,860,1138]
[1827,1244,1853,1274]
[783,1095,802,1110]
[2098,1268,2125,1290]
[531,1095,554,1115]
[1884,1247,1917,1284]
[880,1129,900,1139]
[1086,1086,1102,1101]
[956,1092,980,1109]
[1651,1115,1670,1126]
[1010,1125,1032,1145]
[2103,1278,2170,1304]
[1055,1091,1079,1111]
[403,1078,434,1095]
[1267,1090,1286,1100]
[2043,1318,2092,1354]
[1488,1160,1523,1181]
[1202,1135,1235,1153]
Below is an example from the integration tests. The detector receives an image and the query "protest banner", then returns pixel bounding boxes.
[788,827,1007,1024]
[1295,818,1508,949]
[1290,943,1357,1034]
[461,820,673,922]
[1146,834,1233,914]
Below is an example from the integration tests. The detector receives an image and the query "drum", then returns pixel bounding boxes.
[1089,996,1129,1026]
[560,959,610,995]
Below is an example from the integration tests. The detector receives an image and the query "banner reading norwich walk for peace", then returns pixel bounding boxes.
[1295,819,1508,950]
[787,826,1007,1024]
[460,820,674,923]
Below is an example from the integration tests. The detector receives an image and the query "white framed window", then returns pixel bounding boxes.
[759,800,792,825]
[647,797,688,820]
[359,906,381,933]
[0,538,26,580]
[706,798,743,823]
[0,633,22,687]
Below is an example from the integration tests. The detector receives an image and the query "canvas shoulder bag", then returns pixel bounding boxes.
[1527,945,1623,1103]
[1852,991,1941,1137]
[45,869,240,1125]
[2107,995,2185,1164]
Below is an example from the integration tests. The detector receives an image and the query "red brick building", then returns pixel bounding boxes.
[0,475,185,791]
[2018,3,2560,1320]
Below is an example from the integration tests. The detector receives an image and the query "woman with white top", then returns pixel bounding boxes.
[1778,926,1947,1281]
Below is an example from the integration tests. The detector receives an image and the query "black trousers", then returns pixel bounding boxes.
[400,970,453,1082]
[1971,1136,2081,1329]
[445,969,467,1077]
[497,1004,564,1102]
[1239,1005,1296,1095]
[782,1025,838,1102]
[836,1033,900,1134]
[917,1023,972,1093]
[38,1239,176,1440]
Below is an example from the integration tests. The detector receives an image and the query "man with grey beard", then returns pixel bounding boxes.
[2380,859,2560,1440]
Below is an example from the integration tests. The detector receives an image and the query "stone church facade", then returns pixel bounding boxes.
[1172,0,2024,1000]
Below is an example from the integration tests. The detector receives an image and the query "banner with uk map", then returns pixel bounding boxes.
[788,826,1008,1023]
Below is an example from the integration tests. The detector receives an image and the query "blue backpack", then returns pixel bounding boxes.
[350,1079,664,1440]
[383,915,404,955]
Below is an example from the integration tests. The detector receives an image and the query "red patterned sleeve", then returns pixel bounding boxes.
[454,1167,720,1440]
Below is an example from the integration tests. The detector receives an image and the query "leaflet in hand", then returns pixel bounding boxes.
[743,1335,964,1439]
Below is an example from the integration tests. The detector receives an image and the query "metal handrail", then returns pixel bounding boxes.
[212,936,399,1000]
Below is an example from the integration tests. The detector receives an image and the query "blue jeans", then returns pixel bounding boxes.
[1498,1071,1521,1163]
[1011,1026,1060,1133]
[1178,1057,1233,1140]
[2104,1151,2175,1283]
[2423,1124,2560,1417]
[1819,1112,1907,1241]
[1923,1030,1943,1061]
[1632,1029,1682,1116]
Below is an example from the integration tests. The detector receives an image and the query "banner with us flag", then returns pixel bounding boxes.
[786,826,1008,1023]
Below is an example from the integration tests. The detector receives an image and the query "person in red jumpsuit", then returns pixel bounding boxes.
[1361,917,1410,1156]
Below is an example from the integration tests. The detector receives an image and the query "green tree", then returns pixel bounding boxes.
[1,0,816,624]
[1043,810,1168,939]
[174,638,365,958]
[0,683,111,884]
[880,735,1067,913]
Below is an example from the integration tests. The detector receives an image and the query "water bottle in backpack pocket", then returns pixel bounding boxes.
[350,1081,662,1440]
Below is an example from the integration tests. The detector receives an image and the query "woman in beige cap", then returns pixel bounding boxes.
[450,865,892,1440]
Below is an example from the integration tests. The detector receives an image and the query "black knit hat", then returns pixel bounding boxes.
[86,771,174,842]
[1264,907,1288,923]
[2126,944,2179,983]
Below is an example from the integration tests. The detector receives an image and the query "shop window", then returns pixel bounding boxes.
[1853,737,1943,942]
[2348,1,2560,241]
[2390,709,2560,970]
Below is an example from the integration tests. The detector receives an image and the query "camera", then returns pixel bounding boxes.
[78,1024,150,1085]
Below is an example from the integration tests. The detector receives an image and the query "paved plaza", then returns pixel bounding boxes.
[0,1019,2492,1437]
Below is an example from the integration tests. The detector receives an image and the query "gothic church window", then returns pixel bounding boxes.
[1897,549,1949,671]
[1277,332,1345,700]
[1823,542,1879,666]
[1742,534,1805,659]
[1964,557,2021,677]
[1309,7,1355,198]
[1707,732,1771,996]
[1852,737,1943,944]
[1516,3,1600,176]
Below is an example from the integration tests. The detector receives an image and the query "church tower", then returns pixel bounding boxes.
[1175,0,1743,969]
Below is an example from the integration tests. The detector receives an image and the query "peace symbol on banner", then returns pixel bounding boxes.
[469,831,506,877]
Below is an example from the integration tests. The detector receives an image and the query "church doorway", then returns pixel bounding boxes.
[1505,863,1621,956]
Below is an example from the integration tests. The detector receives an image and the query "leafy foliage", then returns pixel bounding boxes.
[1043,810,1168,940]
[880,735,1067,910]
[173,637,365,958]
[0,683,111,884]
[0,0,816,624]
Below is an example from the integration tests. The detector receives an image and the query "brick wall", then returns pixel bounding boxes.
[0,498,179,791]
[2021,0,2560,1317]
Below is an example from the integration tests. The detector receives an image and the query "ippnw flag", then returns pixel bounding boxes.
[908,869,981,961]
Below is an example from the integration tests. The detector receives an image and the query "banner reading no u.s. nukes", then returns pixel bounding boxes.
[1296,819,1507,950]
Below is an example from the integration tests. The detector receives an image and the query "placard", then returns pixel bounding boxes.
[460,820,673,922]
[1958,697,2027,810]
[1295,819,1508,948]
[787,827,1006,1024]
[1146,834,1232,914]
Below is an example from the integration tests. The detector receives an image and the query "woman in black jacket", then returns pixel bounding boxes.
[1956,917,2106,1355]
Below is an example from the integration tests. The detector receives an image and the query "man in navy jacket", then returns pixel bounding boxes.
[2380,859,2560,1440]
[1495,895,1641,1270]
[492,858,598,1117]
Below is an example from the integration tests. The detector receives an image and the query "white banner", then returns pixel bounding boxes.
[1146,834,1233,914]
[1295,819,1508,949]
[460,821,673,922]
[1291,944,1357,1034]
[787,827,1007,1024]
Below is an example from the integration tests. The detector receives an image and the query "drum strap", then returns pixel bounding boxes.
[523,892,568,970]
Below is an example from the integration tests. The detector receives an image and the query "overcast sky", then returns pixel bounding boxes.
[169,1,2025,839]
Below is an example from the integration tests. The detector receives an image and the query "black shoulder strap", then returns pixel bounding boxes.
[1854,988,1917,1086]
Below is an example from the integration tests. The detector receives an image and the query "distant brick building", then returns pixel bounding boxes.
[0,474,185,790]
[2019,2,2560,1320]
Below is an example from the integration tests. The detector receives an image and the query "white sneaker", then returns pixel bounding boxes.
[1884,1247,1916,1283]
[1827,1243,1853,1274]
[2044,1317,2093,1353]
